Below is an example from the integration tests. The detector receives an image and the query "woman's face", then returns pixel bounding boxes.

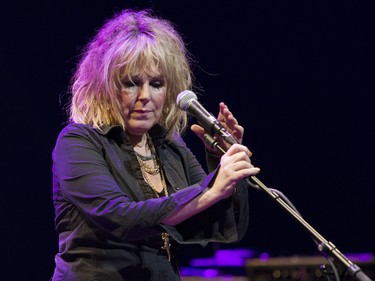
[119,69,167,136]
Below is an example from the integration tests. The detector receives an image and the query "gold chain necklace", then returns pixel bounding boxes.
[141,163,169,198]
[137,157,160,175]
[135,134,159,175]
[135,134,169,197]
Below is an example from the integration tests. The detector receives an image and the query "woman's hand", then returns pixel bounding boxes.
[162,143,259,226]
[208,143,260,199]
[191,102,247,154]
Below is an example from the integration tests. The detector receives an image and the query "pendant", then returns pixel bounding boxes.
[161,232,171,261]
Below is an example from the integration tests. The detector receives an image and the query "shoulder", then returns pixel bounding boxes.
[58,123,95,135]
[55,123,104,147]
[57,123,122,139]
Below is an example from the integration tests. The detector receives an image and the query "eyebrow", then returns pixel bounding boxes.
[123,74,164,80]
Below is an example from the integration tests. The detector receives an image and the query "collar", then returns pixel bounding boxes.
[94,124,168,141]
[94,124,122,135]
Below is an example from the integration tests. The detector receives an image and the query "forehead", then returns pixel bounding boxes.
[122,63,163,79]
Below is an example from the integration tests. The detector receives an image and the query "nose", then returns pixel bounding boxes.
[138,82,151,101]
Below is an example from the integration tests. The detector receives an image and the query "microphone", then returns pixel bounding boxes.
[177,90,237,145]
[177,90,261,190]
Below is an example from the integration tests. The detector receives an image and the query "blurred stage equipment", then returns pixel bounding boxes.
[246,254,375,281]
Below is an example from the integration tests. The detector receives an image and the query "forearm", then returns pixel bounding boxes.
[161,188,223,226]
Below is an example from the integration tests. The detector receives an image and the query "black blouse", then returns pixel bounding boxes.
[51,123,249,281]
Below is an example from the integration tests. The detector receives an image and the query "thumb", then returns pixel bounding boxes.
[190,124,205,141]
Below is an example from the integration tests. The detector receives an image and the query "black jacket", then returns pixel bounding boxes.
[51,123,249,281]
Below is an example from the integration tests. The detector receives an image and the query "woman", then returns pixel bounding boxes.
[52,9,259,281]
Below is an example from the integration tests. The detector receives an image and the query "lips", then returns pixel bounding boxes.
[133,109,152,113]
[131,109,153,119]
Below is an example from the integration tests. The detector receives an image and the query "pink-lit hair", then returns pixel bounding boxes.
[69,9,192,139]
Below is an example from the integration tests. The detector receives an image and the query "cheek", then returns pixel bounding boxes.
[154,94,166,113]
[119,92,134,113]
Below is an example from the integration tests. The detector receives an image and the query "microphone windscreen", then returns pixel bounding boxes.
[177,90,197,111]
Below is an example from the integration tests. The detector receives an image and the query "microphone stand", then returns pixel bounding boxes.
[203,133,373,281]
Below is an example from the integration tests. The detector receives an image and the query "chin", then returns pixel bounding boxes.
[126,120,155,135]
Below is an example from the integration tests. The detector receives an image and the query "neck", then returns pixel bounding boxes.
[128,133,147,148]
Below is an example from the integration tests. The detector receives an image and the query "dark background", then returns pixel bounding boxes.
[3,1,374,280]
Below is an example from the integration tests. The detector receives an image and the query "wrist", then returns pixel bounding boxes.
[203,186,226,203]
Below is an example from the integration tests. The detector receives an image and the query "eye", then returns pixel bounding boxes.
[150,78,165,89]
[122,77,141,89]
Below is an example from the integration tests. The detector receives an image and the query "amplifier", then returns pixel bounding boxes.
[246,254,375,281]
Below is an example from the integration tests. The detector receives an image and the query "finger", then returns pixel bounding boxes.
[219,158,260,184]
[238,167,261,177]
[217,102,228,123]
[219,103,246,144]
[190,124,205,141]
[231,124,244,139]
[225,144,252,158]
[218,102,238,130]
[226,162,260,177]
[222,107,237,125]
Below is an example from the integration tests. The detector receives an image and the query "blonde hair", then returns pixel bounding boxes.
[69,9,192,139]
